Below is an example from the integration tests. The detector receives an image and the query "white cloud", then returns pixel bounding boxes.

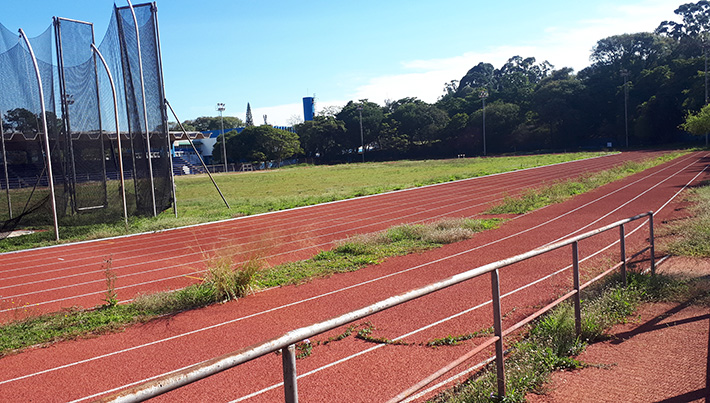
[334,0,684,107]
[258,0,685,121]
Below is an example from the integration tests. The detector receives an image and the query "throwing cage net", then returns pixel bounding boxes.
[0,2,172,240]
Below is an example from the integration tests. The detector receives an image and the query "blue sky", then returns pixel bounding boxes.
[2,0,688,126]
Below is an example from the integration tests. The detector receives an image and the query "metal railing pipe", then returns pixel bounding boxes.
[282,345,298,403]
[620,224,627,286]
[490,269,505,397]
[572,241,582,337]
[96,211,654,403]
[649,213,656,274]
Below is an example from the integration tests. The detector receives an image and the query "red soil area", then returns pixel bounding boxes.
[527,299,709,403]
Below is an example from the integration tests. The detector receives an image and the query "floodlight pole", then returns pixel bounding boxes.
[19,28,60,241]
[357,104,364,163]
[127,0,158,217]
[217,103,227,173]
[92,43,129,227]
[165,99,230,209]
[480,89,488,156]
[621,69,629,148]
[705,39,709,148]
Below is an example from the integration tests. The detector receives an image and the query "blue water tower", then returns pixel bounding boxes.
[303,97,315,121]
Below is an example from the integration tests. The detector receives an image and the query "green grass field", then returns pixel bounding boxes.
[0,152,609,251]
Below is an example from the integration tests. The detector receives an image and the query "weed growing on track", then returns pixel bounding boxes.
[0,218,499,356]
[486,152,685,215]
[254,218,502,288]
[429,271,709,403]
[661,181,710,257]
[102,258,118,308]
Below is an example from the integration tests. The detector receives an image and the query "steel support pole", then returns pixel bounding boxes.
[482,97,487,156]
[620,224,627,287]
[165,99,230,209]
[572,241,582,337]
[282,344,298,403]
[19,29,59,241]
[127,0,157,217]
[358,107,364,163]
[490,269,505,398]
[92,44,128,227]
[649,212,656,275]
[149,2,176,218]
[0,120,11,218]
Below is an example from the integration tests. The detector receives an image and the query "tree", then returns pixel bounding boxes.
[245,103,254,127]
[175,116,244,132]
[656,1,710,57]
[4,108,40,135]
[531,68,589,147]
[387,98,449,146]
[680,102,710,135]
[335,100,384,151]
[590,33,672,74]
[226,125,302,165]
[295,115,346,160]
[468,102,522,153]
[458,62,496,94]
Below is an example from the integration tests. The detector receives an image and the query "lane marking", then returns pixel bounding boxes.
[1,153,704,397]
[228,157,710,402]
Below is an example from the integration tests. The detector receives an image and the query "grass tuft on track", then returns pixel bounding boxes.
[486,153,684,215]
[661,180,710,257]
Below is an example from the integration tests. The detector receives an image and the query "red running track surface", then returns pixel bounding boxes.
[0,151,707,402]
[0,151,668,319]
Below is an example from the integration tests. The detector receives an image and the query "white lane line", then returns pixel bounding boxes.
[227,156,709,402]
[0,155,629,306]
[1,153,700,394]
[1,153,610,283]
[0,153,617,260]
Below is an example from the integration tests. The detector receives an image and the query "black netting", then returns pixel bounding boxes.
[0,3,172,239]
[0,23,58,235]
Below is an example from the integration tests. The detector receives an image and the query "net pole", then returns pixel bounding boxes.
[19,28,59,241]
[92,43,128,227]
[90,23,109,209]
[126,0,157,217]
[54,17,79,214]
[0,118,11,218]
[165,99,230,209]
[151,2,177,218]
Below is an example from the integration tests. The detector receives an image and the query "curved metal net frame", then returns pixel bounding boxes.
[0,2,171,239]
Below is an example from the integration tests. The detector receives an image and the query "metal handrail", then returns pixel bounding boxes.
[95,211,655,403]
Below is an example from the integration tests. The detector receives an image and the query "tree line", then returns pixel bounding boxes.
[203,1,710,166]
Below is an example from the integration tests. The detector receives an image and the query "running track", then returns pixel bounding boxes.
[0,151,708,402]
[0,151,670,319]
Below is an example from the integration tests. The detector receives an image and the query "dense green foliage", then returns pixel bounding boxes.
[291,2,710,163]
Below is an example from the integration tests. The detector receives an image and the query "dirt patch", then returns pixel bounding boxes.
[526,300,709,403]
[526,256,710,403]
[658,256,710,278]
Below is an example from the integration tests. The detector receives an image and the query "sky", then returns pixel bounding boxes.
[1,0,689,126]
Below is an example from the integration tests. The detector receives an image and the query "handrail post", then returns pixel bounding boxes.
[282,344,299,403]
[490,269,505,398]
[572,241,582,337]
[649,212,656,275]
[619,224,627,287]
